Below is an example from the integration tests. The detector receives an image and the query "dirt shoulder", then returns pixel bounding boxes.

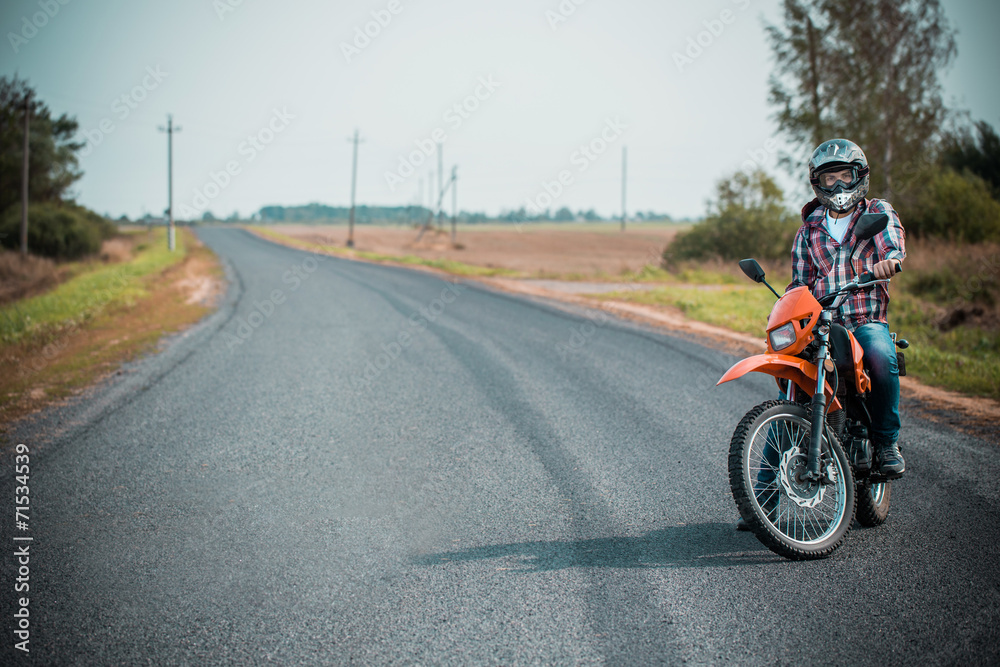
[0,230,224,432]
[479,276,1000,440]
[250,225,1000,440]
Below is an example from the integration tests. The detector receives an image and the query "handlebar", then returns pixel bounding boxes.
[857,261,903,286]
[817,261,901,307]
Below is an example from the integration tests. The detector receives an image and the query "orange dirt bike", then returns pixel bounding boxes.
[717,213,907,560]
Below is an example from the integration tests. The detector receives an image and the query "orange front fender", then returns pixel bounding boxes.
[717,354,841,412]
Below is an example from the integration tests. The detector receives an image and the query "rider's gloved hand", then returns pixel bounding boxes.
[872,259,901,279]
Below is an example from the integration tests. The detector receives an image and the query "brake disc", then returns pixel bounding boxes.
[778,446,826,509]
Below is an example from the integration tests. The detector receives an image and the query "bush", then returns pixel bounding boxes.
[941,120,1000,197]
[0,203,116,260]
[664,170,799,265]
[895,239,1000,319]
[897,168,1000,243]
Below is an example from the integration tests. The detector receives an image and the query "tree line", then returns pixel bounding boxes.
[249,204,673,225]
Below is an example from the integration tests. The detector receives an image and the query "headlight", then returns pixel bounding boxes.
[769,322,797,351]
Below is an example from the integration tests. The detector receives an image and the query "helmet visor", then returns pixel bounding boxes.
[814,165,860,193]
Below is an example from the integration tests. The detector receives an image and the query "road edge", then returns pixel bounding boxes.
[244,227,1000,440]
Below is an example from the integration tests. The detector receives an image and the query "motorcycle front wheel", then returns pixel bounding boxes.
[729,400,856,560]
[855,480,892,526]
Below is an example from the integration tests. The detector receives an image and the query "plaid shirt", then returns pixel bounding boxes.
[787,198,906,331]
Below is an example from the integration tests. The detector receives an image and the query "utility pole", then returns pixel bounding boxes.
[437,142,444,229]
[20,91,30,257]
[158,115,181,251]
[416,166,455,243]
[347,129,364,248]
[621,145,627,233]
[450,165,458,244]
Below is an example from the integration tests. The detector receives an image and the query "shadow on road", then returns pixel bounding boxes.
[413,522,774,571]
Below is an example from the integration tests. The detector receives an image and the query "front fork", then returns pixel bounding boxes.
[806,311,833,481]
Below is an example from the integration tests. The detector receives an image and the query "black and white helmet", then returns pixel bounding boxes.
[808,139,870,213]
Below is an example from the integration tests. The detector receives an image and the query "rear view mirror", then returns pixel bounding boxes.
[739,258,766,283]
[854,213,889,241]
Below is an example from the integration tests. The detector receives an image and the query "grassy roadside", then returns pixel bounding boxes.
[0,227,222,431]
[248,226,522,278]
[248,224,998,401]
[1,229,181,345]
[596,280,999,401]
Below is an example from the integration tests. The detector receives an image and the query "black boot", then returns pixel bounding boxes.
[876,441,905,479]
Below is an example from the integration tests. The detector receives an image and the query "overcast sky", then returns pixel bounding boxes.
[2,0,998,220]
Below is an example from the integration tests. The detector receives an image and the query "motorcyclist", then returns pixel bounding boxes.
[737,138,906,532]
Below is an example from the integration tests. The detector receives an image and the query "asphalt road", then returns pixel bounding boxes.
[2,227,998,665]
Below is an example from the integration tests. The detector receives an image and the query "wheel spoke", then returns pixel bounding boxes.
[745,409,850,548]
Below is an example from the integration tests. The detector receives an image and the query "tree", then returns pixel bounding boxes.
[0,202,115,260]
[665,170,799,263]
[553,206,574,221]
[766,0,830,152]
[0,76,83,216]
[941,120,1000,197]
[766,0,956,199]
[897,169,1000,242]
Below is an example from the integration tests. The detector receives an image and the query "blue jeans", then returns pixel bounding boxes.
[852,322,901,446]
[756,322,901,493]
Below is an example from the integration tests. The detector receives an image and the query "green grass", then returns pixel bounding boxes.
[0,228,185,346]
[598,278,1000,401]
[891,293,1000,399]
[462,221,684,233]
[253,224,1000,401]
[356,251,521,277]
[597,284,778,336]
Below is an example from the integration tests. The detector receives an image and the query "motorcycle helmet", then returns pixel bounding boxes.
[808,139,870,213]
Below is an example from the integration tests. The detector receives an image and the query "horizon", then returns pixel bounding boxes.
[3,0,998,221]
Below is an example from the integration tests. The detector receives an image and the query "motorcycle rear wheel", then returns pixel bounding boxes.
[729,400,856,560]
[855,480,892,526]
